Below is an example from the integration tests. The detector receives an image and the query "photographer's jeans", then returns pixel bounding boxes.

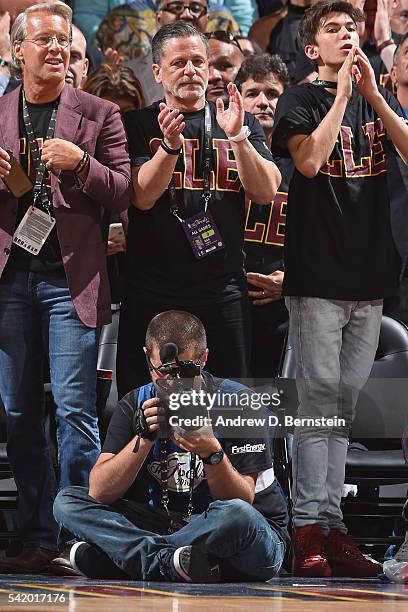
[286,297,383,533]
[54,486,285,581]
[0,270,101,551]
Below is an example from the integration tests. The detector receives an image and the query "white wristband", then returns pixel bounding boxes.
[227,125,251,142]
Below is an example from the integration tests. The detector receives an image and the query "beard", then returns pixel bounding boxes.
[165,79,206,101]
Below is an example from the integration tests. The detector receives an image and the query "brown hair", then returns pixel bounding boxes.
[145,310,207,357]
[298,0,364,48]
[235,53,290,91]
[83,64,145,109]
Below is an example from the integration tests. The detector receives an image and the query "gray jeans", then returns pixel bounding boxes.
[286,297,383,533]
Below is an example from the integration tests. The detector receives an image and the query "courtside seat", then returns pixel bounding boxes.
[97,307,120,442]
[346,449,407,481]
[346,316,408,482]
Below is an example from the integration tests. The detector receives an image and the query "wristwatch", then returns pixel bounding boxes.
[201,449,224,465]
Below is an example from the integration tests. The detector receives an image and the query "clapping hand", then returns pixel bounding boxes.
[353,47,379,103]
[216,82,245,139]
[158,102,185,150]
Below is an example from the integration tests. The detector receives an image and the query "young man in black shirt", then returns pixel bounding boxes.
[54,310,289,581]
[272,0,408,577]
[118,22,281,395]
[235,53,292,378]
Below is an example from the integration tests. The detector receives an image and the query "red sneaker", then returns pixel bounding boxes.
[293,524,332,577]
[326,530,381,577]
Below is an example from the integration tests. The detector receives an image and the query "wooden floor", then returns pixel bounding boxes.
[0,575,407,611]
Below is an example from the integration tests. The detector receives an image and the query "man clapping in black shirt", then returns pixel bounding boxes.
[118,22,281,394]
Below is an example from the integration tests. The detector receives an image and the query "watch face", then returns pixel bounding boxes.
[210,451,223,464]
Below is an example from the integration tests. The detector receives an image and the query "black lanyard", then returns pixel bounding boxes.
[169,101,212,221]
[160,438,196,530]
[22,91,58,217]
[158,373,217,531]
[311,79,338,89]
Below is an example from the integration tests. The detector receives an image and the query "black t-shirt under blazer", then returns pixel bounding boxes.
[124,101,274,306]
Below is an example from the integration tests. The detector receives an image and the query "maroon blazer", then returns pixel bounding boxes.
[0,84,131,328]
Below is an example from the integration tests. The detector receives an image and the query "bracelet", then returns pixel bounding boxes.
[75,156,89,175]
[160,139,181,155]
[74,150,89,174]
[227,125,251,143]
[79,152,90,173]
[376,38,395,54]
[73,150,86,173]
[0,57,10,68]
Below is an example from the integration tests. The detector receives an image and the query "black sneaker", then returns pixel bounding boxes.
[70,542,127,579]
[161,546,220,583]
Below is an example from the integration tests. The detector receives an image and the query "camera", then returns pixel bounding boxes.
[155,343,210,433]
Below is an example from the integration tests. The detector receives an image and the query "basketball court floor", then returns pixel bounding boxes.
[0,575,407,612]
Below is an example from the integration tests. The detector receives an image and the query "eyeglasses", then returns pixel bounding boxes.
[205,31,244,54]
[160,1,207,17]
[22,35,72,48]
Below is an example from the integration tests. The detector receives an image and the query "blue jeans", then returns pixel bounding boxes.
[0,270,101,551]
[54,486,285,581]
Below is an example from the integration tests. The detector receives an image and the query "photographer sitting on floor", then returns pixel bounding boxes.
[53,310,289,582]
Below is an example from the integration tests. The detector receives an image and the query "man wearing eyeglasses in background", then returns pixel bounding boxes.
[0,1,46,96]
[157,0,209,31]
[206,30,245,104]
[0,1,130,573]
[53,309,289,581]
[126,0,210,105]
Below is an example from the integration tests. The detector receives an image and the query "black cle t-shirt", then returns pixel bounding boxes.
[124,101,274,306]
[7,96,63,273]
[244,157,293,276]
[272,83,402,301]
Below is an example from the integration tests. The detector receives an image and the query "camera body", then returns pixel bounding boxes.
[155,344,209,433]
[156,371,210,433]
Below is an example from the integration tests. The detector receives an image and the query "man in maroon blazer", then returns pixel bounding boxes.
[0,1,130,572]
